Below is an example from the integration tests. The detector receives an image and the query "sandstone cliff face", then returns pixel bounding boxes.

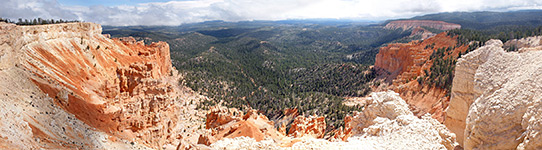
[374,32,467,122]
[375,33,462,85]
[210,91,458,150]
[0,22,205,149]
[446,38,542,149]
[385,20,461,31]
[287,115,326,138]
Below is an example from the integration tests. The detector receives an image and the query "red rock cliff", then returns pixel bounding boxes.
[0,22,203,149]
[374,32,468,122]
[385,20,461,30]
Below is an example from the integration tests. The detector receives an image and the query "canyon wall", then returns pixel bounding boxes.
[446,38,542,149]
[0,22,205,149]
[375,33,463,85]
[374,32,467,122]
[385,20,461,31]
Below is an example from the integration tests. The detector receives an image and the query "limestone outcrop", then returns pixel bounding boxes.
[0,22,205,149]
[504,36,542,52]
[345,114,457,150]
[343,92,456,150]
[348,91,412,135]
[446,38,542,149]
[385,20,461,31]
[345,91,457,150]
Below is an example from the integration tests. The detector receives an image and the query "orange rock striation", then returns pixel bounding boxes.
[374,32,468,122]
[202,106,286,144]
[385,20,461,31]
[0,22,203,149]
[329,116,353,142]
[203,106,330,146]
[287,115,326,138]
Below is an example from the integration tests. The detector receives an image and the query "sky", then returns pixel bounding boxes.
[1,0,542,26]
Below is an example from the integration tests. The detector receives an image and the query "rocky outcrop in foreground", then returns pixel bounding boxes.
[203,106,286,144]
[446,38,542,149]
[385,20,461,30]
[0,22,205,149]
[210,91,458,149]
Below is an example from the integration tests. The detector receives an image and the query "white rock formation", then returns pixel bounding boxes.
[445,40,501,146]
[211,137,281,150]
[211,91,458,150]
[505,36,542,52]
[446,38,542,149]
[349,91,413,135]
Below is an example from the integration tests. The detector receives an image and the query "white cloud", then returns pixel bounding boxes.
[1,0,79,21]
[1,0,542,26]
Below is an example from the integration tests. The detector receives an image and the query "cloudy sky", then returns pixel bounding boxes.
[2,0,542,26]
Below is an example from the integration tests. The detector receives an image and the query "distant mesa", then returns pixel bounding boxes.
[385,20,461,30]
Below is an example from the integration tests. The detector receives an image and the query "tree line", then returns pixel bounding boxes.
[448,25,542,49]
[0,17,80,25]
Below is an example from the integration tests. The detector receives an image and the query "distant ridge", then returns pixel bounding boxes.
[408,10,542,29]
[384,20,461,30]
